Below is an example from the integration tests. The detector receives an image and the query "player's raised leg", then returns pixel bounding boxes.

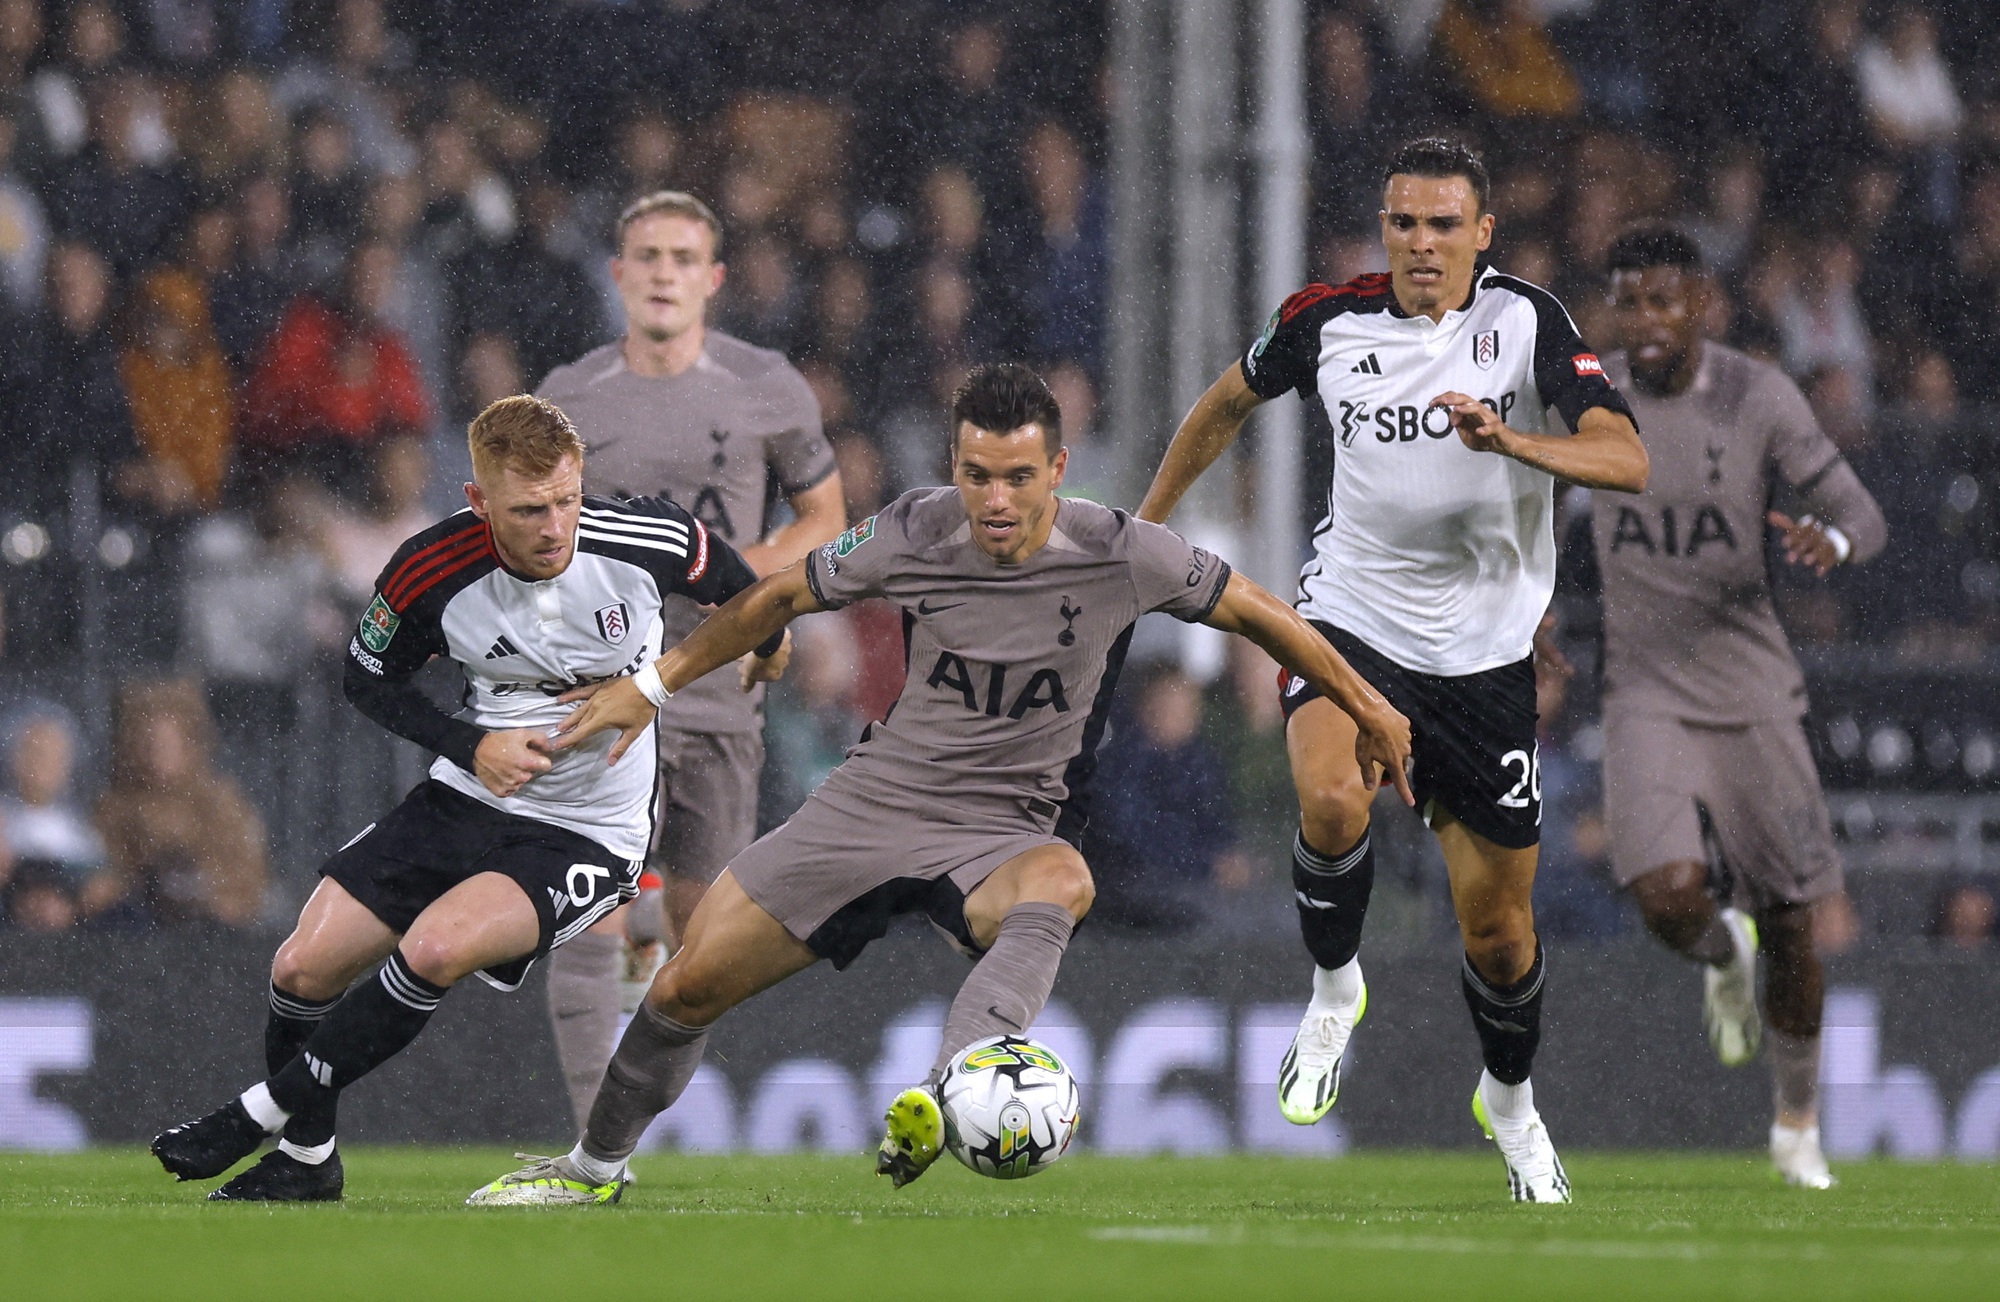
[203,879,401,1201]
[1277,695,1375,1125]
[1759,900,1833,1188]
[154,873,541,1186]
[469,870,817,1205]
[1439,813,1568,1204]
[1629,860,1761,1066]
[878,842,1094,1189]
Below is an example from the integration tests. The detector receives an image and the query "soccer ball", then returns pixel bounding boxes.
[939,1034,1080,1179]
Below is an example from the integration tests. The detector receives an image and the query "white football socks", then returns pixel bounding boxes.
[1310,957,1364,1012]
[567,1142,626,1186]
[1479,1069,1535,1126]
[239,1081,290,1133]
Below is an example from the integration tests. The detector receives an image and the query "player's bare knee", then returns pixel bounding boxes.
[1462,918,1535,984]
[645,960,723,1027]
[397,934,467,989]
[270,940,345,1003]
[1039,857,1095,920]
[1298,781,1371,851]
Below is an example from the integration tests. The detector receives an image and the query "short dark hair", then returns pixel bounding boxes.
[1605,224,1705,276]
[950,363,1063,456]
[1382,137,1490,213]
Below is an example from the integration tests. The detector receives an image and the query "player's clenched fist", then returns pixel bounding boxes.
[738,629,793,691]
[475,728,557,798]
[552,675,657,766]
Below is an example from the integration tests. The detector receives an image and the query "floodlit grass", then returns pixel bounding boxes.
[2,1148,1995,1300]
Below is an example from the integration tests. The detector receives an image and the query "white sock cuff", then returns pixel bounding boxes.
[239,1081,290,1133]
[1311,958,1365,1010]
[278,1137,337,1165]
[1478,1069,1534,1124]
[568,1141,626,1186]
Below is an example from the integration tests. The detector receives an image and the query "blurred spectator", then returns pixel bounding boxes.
[1310,8,1396,239]
[4,239,141,518]
[801,256,887,409]
[916,19,1029,247]
[1775,236,1875,404]
[1754,0,1869,221]
[290,106,367,278]
[320,437,437,609]
[3,858,78,930]
[118,267,233,515]
[1680,145,1764,280]
[1089,663,1247,931]
[1200,639,1292,886]
[711,230,803,354]
[1432,0,1581,123]
[270,0,414,177]
[186,68,287,193]
[1918,165,2000,405]
[447,172,606,386]
[1018,119,1106,376]
[1529,644,1625,940]
[1855,4,1962,151]
[1044,360,1112,504]
[181,472,345,685]
[0,112,47,309]
[361,172,451,421]
[44,68,192,275]
[575,105,682,252]
[83,677,266,926]
[209,172,302,374]
[240,241,430,496]
[0,705,105,896]
[1932,878,1996,949]
[763,612,869,814]
[26,0,126,164]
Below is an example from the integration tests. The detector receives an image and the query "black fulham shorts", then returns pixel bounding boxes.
[321,780,641,990]
[1279,623,1542,850]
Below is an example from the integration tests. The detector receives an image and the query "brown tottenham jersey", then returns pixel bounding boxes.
[1595,342,1885,724]
[538,332,835,734]
[804,488,1231,831]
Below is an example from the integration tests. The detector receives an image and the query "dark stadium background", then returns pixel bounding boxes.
[0,0,1997,1157]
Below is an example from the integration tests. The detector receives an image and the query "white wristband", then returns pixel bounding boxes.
[1822,523,1852,565]
[633,662,671,708]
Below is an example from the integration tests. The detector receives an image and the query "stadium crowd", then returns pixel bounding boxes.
[0,0,1993,949]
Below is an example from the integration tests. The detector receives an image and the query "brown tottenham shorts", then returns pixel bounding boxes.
[726,775,1067,969]
[650,728,764,884]
[1603,710,1844,908]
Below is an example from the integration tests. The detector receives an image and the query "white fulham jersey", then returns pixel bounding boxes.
[1242,264,1633,676]
[343,496,759,860]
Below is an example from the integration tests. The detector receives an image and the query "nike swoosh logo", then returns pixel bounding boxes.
[1475,1011,1529,1034]
[917,598,964,615]
[987,1007,1023,1031]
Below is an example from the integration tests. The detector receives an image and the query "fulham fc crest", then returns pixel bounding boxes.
[1473,329,1499,371]
[594,602,630,644]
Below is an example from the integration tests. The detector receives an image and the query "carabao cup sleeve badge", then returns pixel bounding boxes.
[360,594,401,653]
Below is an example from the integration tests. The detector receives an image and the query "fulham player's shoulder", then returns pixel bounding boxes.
[1244,274,1396,399]
[374,511,497,617]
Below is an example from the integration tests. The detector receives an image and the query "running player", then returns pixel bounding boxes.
[465,363,1415,1205]
[535,191,843,1129]
[1138,138,1648,1203]
[149,396,786,1201]
[1597,226,1885,1189]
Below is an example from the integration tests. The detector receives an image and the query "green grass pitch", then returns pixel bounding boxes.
[3,1149,1995,1301]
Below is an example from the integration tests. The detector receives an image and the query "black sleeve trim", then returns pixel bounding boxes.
[1489,273,1636,431]
[1792,455,1844,495]
[804,549,838,610]
[1193,560,1233,622]
[343,653,485,772]
[778,458,839,499]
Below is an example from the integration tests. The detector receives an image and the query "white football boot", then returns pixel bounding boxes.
[1771,1122,1836,1190]
[1277,978,1366,1125]
[1704,908,1762,1067]
[1472,1073,1571,1204]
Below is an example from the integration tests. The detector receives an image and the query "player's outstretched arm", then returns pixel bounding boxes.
[1201,572,1416,806]
[553,562,823,764]
[1137,364,1267,523]
[1434,393,1649,493]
